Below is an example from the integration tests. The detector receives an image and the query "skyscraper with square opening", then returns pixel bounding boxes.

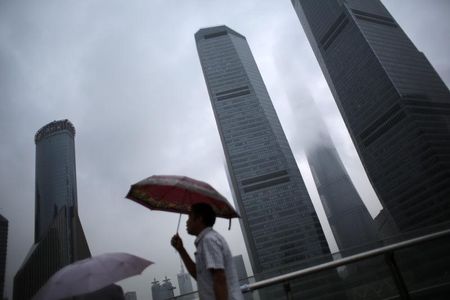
[292,0,450,232]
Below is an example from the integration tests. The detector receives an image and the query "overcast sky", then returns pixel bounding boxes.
[1,1,449,299]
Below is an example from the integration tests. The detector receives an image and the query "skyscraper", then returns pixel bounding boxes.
[308,144,379,252]
[305,118,380,255]
[34,120,78,243]
[0,214,8,299]
[232,255,253,300]
[292,0,450,232]
[177,264,194,300]
[151,278,162,300]
[14,120,91,300]
[195,25,330,282]
[161,277,176,300]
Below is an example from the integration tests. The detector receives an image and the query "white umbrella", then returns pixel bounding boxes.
[32,252,153,300]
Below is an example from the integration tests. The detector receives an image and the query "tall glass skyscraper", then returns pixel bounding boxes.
[306,124,379,255]
[292,0,450,232]
[195,25,331,281]
[14,120,91,300]
[34,120,78,242]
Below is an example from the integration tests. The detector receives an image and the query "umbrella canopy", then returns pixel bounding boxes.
[32,252,153,300]
[126,175,240,219]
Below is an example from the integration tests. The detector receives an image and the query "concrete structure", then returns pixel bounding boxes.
[0,215,7,299]
[124,291,137,300]
[151,277,175,300]
[13,120,91,300]
[151,278,161,300]
[291,0,450,233]
[232,255,253,300]
[177,264,194,300]
[161,277,175,300]
[196,25,335,299]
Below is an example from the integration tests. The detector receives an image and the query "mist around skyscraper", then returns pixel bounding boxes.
[299,104,380,256]
[291,0,450,234]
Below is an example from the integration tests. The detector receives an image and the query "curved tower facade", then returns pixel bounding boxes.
[34,120,78,242]
[14,120,90,300]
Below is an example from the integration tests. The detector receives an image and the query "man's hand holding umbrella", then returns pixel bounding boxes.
[171,233,197,280]
[170,234,183,251]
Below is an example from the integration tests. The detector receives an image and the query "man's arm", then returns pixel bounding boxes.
[171,234,197,280]
[211,268,228,300]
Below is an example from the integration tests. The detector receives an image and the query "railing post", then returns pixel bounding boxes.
[384,252,410,300]
[283,282,294,300]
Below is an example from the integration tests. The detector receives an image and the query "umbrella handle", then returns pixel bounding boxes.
[176,213,182,233]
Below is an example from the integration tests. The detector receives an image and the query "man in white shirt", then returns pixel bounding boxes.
[171,203,244,300]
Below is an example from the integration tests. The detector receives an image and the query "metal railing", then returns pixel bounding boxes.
[170,227,450,299]
[241,228,450,299]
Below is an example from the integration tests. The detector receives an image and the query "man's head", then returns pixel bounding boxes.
[186,203,216,235]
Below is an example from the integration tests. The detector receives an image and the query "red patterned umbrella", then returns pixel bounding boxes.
[126,175,240,226]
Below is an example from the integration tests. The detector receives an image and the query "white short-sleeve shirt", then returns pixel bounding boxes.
[194,227,244,300]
